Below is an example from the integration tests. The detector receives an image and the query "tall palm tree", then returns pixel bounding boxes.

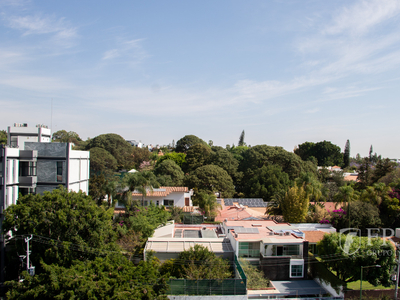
[124,171,160,206]
[103,180,119,208]
[193,192,221,220]
[335,185,358,228]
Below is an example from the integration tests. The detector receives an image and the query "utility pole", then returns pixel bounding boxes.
[25,235,32,273]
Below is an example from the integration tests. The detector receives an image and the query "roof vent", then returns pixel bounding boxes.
[285,232,291,236]
[252,224,262,227]
[279,233,284,236]
[268,232,274,236]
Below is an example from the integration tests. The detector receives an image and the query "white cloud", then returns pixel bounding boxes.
[102,38,148,64]
[4,14,78,47]
[324,0,400,36]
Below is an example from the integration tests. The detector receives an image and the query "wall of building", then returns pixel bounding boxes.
[128,191,191,207]
[260,256,291,280]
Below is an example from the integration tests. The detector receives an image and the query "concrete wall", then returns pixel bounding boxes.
[25,142,67,157]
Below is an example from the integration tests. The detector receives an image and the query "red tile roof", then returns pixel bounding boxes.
[304,231,327,243]
[132,186,188,197]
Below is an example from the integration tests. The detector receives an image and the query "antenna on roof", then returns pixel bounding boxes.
[51,98,53,133]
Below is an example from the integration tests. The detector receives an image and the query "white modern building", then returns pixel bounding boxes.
[0,124,90,209]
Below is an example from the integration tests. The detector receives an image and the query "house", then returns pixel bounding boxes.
[0,123,90,209]
[222,220,309,280]
[291,223,336,254]
[131,186,192,207]
[144,221,234,262]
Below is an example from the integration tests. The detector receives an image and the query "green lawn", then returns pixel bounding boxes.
[346,280,393,291]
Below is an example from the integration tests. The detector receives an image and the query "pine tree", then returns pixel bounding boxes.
[343,139,350,168]
[238,130,245,147]
[369,145,373,160]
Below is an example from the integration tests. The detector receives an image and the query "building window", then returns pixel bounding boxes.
[239,242,259,258]
[163,199,174,207]
[156,200,159,206]
[20,162,37,176]
[291,265,303,278]
[276,245,300,256]
[57,162,63,182]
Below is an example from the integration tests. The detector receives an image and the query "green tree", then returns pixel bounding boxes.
[238,130,245,147]
[317,233,395,286]
[123,171,160,206]
[86,133,134,170]
[183,143,212,173]
[185,165,235,197]
[52,130,82,144]
[89,147,118,175]
[114,203,171,241]
[175,135,207,153]
[89,174,107,205]
[343,139,350,168]
[294,140,343,167]
[169,245,232,280]
[103,179,119,208]
[372,158,396,184]
[3,188,117,269]
[281,185,309,223]
[154,159,184,186]
[240,145,317,181]
[209,146,240,181]
[156,152,186,168]
[0,129,7,144]
[6,254,169,300]
[228,145,249,163]
[240,259,270,289]
[132,146,151,169]
[357,158,373,189]
[192,192,221,220]
[243,165,291,201]
[334,185,358,228]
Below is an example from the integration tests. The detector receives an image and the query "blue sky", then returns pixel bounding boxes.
[1,0,400,158]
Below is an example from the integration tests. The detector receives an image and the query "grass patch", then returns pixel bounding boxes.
[346,280,393,291]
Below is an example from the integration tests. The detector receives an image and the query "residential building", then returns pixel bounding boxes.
[222,220,309,280]
[144,221,234,262]
[0,124,90,210]
[115,186,192,210]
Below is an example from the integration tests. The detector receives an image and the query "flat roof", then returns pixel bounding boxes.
[271,280,327,296]
[145,239,234,253]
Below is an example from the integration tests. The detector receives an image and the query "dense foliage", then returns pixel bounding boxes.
[7,255,168,300]
[3,188,118,269]
[160,245,232,280]
[317,233,395,286]
[85,133,135,170]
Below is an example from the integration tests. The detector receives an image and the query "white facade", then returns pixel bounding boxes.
[115,187,192,209]
[0,124,90,210]
[7,124,51,149]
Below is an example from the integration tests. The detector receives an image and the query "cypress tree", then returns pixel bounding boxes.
[238,130,245,147]
[343,139,350,168]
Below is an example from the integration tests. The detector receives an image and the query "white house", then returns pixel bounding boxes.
[115,186,192,209]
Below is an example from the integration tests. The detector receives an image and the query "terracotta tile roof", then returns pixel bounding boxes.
[344,174,359,182]
[215,206,253,222]
[309,202,344,212]
[304,231,327,243]
[132,186,188,197]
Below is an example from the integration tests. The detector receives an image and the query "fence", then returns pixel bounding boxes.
[182,214,204,224]
[167,255,247,296]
